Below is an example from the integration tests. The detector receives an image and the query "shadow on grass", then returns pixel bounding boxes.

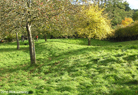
[0,47,29,53]
[1,39,138,94]
[47,38,138,47]
[47,38,116,46]
[32,52,138,95]
[0,62,39,76]
[0,41,29,53]
[123,54,138,63]
[111,80,138,95]
[34,41,138,68]
[123,80,138,85]
[0,41,28,45]
[1,39,138,54]
[0,48,17,52]
[112,88,138,95]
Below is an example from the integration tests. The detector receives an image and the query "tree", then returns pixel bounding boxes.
[121,17,133,26]
[133,11,138,21]
[75,5,112,45]
[0,0,23,49]
[0,0,78,65]
[39,1,81,40]
[105,0,134,27]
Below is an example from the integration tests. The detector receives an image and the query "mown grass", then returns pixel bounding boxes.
[0,38,138,95]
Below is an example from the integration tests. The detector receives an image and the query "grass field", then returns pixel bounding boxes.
[0,38,138,95]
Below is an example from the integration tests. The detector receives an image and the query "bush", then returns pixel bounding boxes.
[5,35,15,42]
[107,21,138,41]
[121,17,133,26]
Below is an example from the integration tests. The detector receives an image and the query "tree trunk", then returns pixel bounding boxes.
[16,32,20,49]
[50,35,53,39]
[26,0,36,65]
[65,36,68,39]
[45,34,47,42]
[26,22,36,65]
[88,38,91,46]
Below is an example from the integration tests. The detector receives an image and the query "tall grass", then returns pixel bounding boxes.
[0,38,138,95]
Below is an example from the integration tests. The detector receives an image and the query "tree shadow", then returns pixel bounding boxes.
[0,61,39,76]
[0,47,29,53]
[1,39,138,95]
[34,41,138,69]
[123,54,138,63]
[47,38,117,46]
[46,38,138,47]
[123,80,138,85]
[1,41,28,45]
[32,49,138,95]
[111,79,138,95]
[0,48,17,52]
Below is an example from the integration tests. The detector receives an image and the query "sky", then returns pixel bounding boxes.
[125,0,138,9]
[71,0,138,9]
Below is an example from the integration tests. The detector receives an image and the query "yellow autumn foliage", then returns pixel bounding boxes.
[121,17,134,26]
[75,5,112,40]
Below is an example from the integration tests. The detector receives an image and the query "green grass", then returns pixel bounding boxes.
[0,38,138,95]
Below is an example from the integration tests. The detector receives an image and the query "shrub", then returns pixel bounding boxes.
[107,21,138,41]
[5,35,15,42]
[121,17,133,26]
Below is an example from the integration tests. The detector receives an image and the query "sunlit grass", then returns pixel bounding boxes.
[0,38,138,95]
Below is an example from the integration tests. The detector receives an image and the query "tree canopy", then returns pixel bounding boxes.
[75,5,112,45]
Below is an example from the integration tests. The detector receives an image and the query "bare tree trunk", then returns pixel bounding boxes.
[26,22,36,65]
[88,38,91,46]
[16,32,20,49]
[45,34,47,42]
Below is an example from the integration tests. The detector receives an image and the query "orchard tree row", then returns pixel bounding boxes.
[0,0,137,65]
[0,0,81,65]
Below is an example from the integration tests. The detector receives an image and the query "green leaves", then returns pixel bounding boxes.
[109,21,138,41]
[133,11,138,21]
[105,0,134,26]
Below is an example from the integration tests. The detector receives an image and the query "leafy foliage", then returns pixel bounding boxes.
[132,11,138,21]
[75,5,112,40]
[108,21,138,41]
[105,0,134,27]
[121,17,133,26]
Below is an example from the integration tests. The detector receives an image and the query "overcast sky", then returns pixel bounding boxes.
[125,0,138,9]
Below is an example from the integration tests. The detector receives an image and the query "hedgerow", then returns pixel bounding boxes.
[108,21,138,41]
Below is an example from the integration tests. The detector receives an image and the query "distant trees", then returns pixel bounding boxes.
[133,11,138,21]
[105,0,134,27]
[0,0,67,65]
[0,0,81,65]
[72,0,134,28]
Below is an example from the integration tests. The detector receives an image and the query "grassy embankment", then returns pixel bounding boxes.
[0,38,138,95]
